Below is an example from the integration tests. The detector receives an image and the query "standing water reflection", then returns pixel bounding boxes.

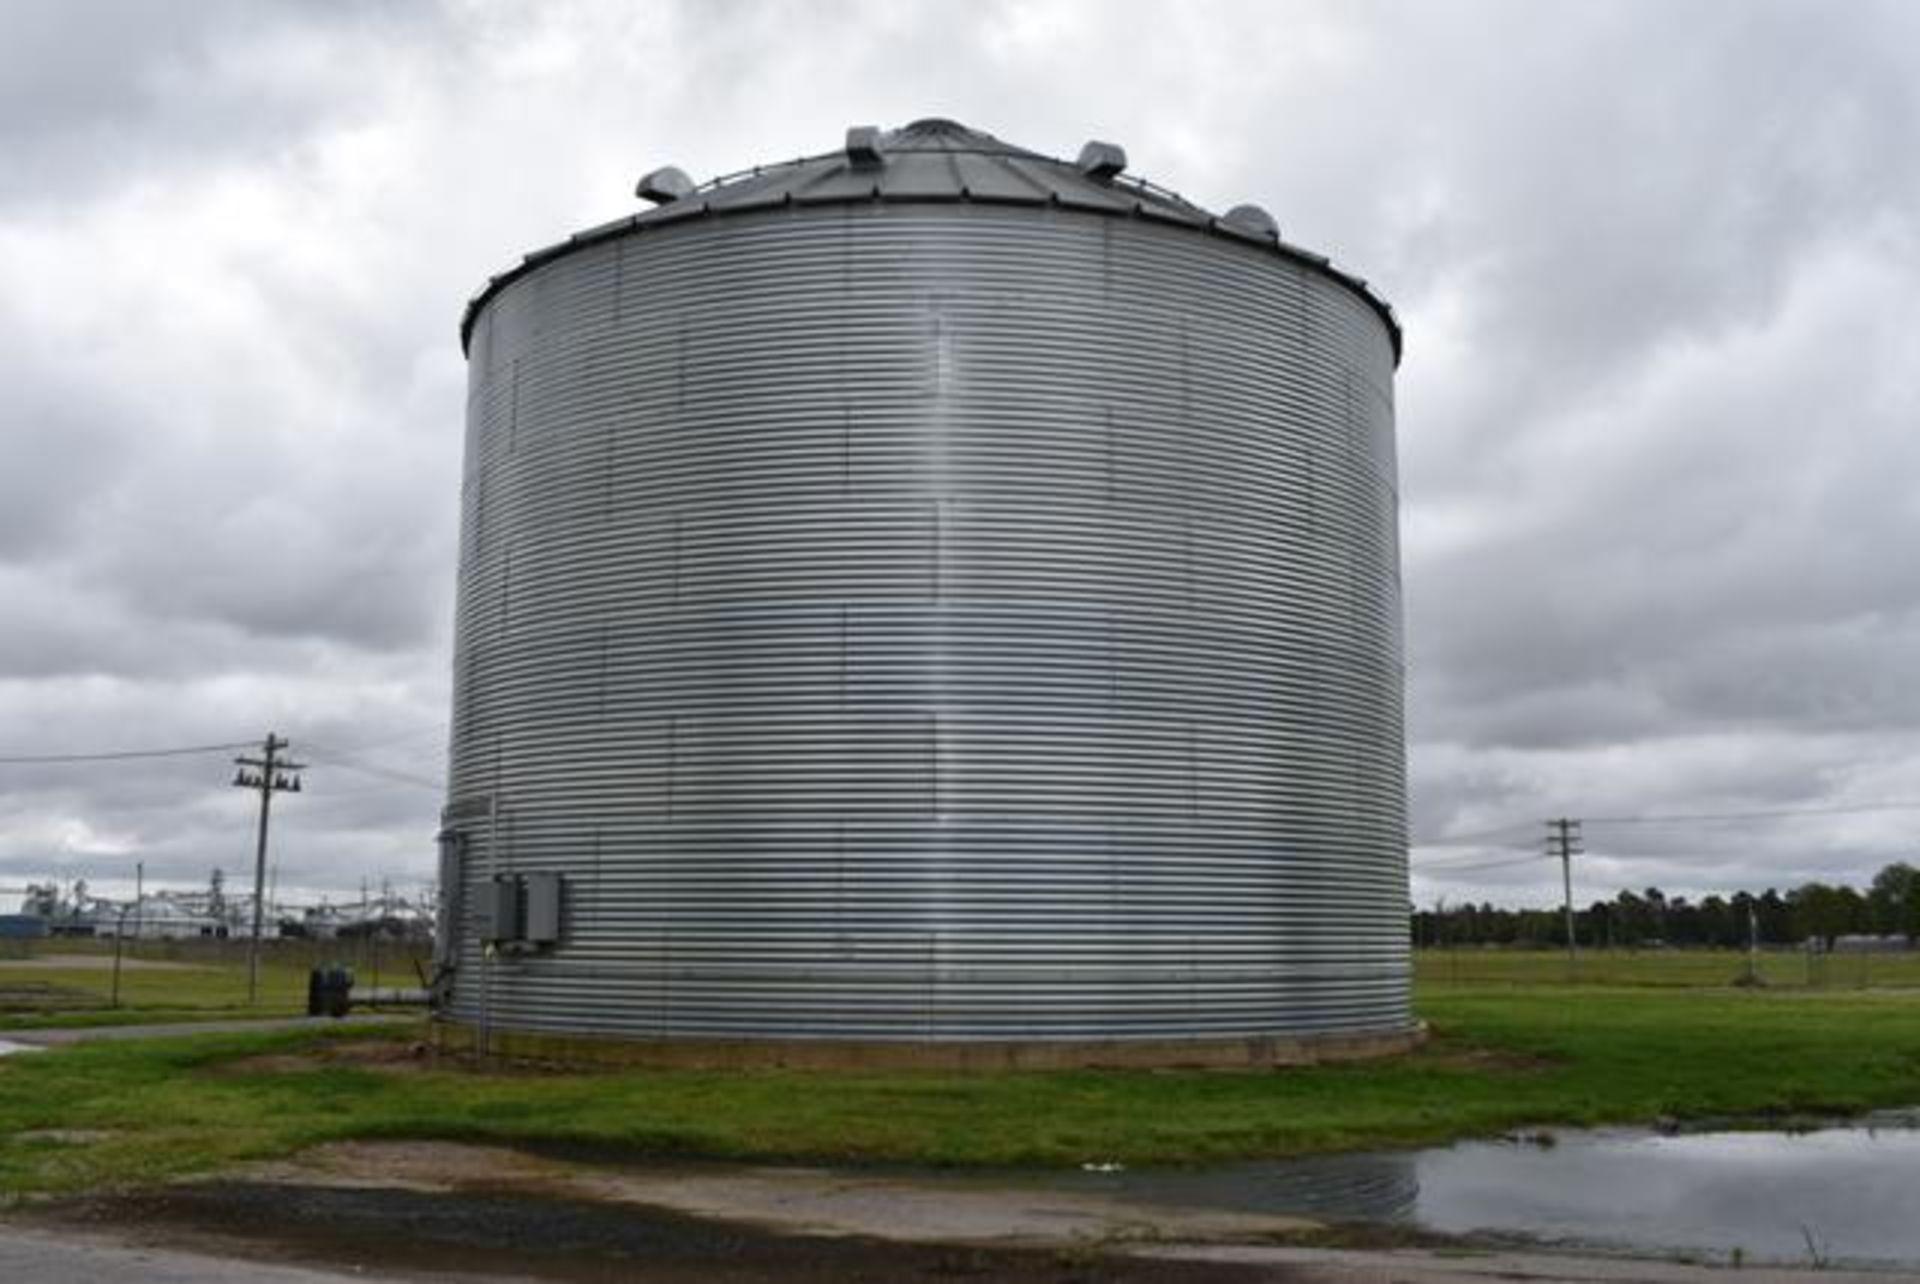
[1051,1114,1920,1268]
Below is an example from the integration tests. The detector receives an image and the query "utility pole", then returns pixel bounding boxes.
[232,732,303,1004]
[1547,817,1583,979]
[110,902,131,1007]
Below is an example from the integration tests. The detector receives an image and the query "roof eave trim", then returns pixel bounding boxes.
[459,192,1402,363]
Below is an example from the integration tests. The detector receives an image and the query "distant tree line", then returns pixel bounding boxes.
[1413,861,1920,951]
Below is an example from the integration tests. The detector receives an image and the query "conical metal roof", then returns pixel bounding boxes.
[462,119,1399,361]
[631,117,1204,223]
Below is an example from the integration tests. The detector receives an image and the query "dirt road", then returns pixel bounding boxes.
[12,1140,1902,1282]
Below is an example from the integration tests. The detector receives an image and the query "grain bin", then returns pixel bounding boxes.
[436,119,1411,1067]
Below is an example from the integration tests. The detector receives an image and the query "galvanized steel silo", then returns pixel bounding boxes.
[437,119,1411,1066]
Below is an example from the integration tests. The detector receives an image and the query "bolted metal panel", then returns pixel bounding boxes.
[442,127,1408,1045]
[522,872,562,945]
[477,876,520,945]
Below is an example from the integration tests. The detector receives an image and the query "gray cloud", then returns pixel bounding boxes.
[2,0,1917,910]
[0,2,445,204]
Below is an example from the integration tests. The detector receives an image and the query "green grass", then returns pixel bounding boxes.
[1416,946,1920,990]
[0,938,427,1028]
[3,975,1918,1200]
[0,963,305,1019]
[6,943,1899,1026]
[0,1007,316,1032]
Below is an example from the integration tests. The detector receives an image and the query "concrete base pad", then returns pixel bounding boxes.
[431,1020,1425,1070]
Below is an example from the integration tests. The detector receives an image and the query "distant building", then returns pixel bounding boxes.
[299,899,428,941]
[93,893,253,940]
[0,914,47,940]
[1831,933,1912,953]
[14,881,96,936]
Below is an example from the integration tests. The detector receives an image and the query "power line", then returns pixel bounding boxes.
[317,759,444,792]
[1413,829,1543,867]
[300,741,444,792]
[1417,798,1920,850]
[296,778,444,802]
[302,723,449,758]
[1413,821,1541,847]
[0,740,254,765]
[1414,842,1536,867]
[1586,801,1920,826]
[1414,853,1548,874]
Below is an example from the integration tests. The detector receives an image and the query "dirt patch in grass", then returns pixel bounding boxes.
[12,1129,116,1146]
[209,1038,438,1076]
[241,1139,557,1190]
[1413,1044,1560,1074]
[228,1139,1323,1249]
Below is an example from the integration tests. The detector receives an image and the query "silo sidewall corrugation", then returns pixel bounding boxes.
[444,200,1409,1046]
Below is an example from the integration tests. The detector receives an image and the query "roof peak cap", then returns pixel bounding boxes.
[899,116,972,135]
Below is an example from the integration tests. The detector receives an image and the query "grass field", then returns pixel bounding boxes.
[1416,945,1920,989]
[0,937,429,1029]
[4,942,1902,1025]
[2,949,1918,1200]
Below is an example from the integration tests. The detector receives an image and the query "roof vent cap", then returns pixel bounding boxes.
[1076,140,1127,181]
[636,166,695,205]
[1223,203,1279,240]
[845,125,884,167]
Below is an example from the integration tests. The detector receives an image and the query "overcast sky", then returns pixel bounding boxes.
[3,0,1916,912]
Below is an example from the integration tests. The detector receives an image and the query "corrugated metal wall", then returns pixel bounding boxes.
[443,202,1408,1042]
